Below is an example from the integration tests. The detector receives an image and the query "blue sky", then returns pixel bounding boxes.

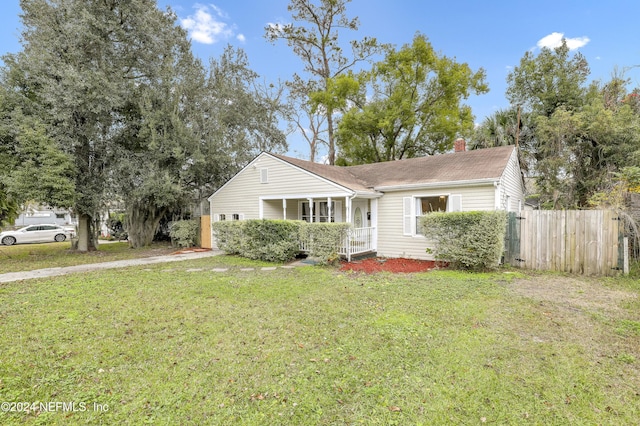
[2,0,640,159]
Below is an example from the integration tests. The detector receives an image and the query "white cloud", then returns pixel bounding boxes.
[536,32,590,51]
[237,34,246,43]
[180,4,234,44]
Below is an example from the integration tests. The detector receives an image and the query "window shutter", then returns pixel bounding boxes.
[260,168,268,183]
[403,197,414,236]
[213,214,219,222]
[448,195,462,212]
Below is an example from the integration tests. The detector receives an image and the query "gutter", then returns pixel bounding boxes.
[374,178,499,192]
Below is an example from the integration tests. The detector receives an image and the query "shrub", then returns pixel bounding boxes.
[107,212,127,241]
[212,220,301,263]
[169,220,199,248]
[419,210,507,270]
[211,221,245,255]
[300,222,351,265]
[241,220,301,262]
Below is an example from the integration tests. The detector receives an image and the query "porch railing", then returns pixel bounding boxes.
[299,227,375,261]
[340,227,375,261]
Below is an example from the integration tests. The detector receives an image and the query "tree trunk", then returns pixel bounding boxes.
[76,213,98,252]
[126,206,166,248]
[327,105,335,165]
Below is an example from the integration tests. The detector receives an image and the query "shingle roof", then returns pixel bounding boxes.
[272,145,516,192]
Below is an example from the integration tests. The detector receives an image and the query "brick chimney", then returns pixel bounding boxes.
[454,138,466,152]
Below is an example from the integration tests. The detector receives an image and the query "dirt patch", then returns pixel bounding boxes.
[172,248,212,255]
[340,257,444,274]
[509,275,636,315]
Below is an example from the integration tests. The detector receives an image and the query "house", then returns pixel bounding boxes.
[207,142,525,260]
[14,207,76,227]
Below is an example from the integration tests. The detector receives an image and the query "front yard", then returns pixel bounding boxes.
[0,254,639,424]
[0,242,176,274]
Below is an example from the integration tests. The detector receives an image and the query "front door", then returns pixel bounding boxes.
[352,200,367,228]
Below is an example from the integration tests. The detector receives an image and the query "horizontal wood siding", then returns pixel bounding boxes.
[377,184,496,259]
[499,149,526,211]
[210,155,351,220]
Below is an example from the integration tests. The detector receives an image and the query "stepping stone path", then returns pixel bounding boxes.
[157,261,307,275]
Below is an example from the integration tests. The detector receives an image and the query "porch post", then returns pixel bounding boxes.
[346,196,352,224]
[327,197,332,222]
[371,198,378,250]
[308,198,314,222]
[282,199,287,220]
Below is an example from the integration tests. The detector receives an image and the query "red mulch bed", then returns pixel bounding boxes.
[339,257,445,274]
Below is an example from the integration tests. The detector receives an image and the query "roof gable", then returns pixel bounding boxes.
[209,152,363,201]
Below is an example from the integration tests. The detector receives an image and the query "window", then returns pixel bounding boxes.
[415,196,448,234]
[55,213,66,219]
[404,195,462,236]
[418,196,448,214]
[301,202,311,222]
[218,214,226,221]
[232,214,240,221]
[300,201,340,223]
[317,201,334,222]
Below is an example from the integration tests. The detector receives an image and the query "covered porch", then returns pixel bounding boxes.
[258,194,378,261]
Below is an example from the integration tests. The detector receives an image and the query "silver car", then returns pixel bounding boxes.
[0,224,74,246]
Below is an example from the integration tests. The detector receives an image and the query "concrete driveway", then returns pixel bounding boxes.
[0,249,222,283]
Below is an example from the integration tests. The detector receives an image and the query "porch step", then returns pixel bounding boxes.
[345,251,377,262]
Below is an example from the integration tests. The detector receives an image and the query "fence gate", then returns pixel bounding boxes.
[506,210,621,276]
[504,212,521,266]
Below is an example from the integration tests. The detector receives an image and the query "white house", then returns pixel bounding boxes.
[207,143,525,260]
[14,208,76,227]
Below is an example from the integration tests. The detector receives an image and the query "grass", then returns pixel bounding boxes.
[0,256,639,424]
[0,241,176,274]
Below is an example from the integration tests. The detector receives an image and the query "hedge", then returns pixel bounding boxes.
[419,210,507,270]
[212,219,352,264]
[212,220,300,263]
[299,222,351,265]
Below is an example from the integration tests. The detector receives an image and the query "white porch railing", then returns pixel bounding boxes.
[299,227,376,261]
[340,227,375,261]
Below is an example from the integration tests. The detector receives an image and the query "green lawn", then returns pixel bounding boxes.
[0,241,176,274]
[0,256,639,425]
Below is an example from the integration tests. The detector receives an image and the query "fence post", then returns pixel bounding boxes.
[624,237,629,275]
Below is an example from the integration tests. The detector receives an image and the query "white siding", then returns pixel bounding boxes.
[376,184,496,260]
[209,154,352,220]
[498,149,526,211]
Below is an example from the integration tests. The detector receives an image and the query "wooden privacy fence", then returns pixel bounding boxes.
[505,210,622,276]
[200,215,212,249]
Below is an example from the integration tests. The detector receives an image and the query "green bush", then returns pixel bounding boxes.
[107,212,127,241]
[212,221,244,255]
[212,220,301,263]
[212,220,352,264]
[241,220,301,262]
[419,210,507,270]
[300,222,351,265]
[169,220,199,248]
